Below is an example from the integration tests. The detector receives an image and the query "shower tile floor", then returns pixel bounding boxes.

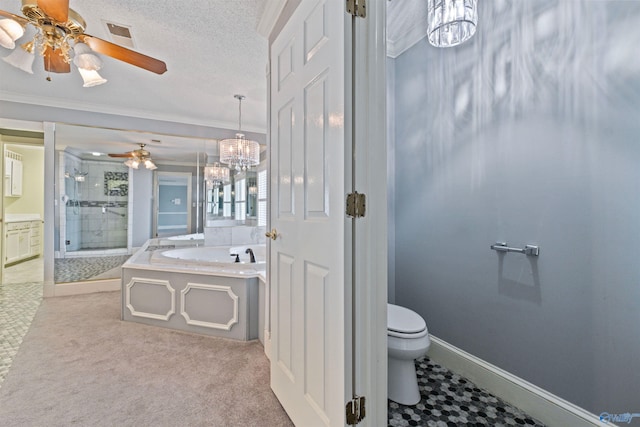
[388,357,546,427]
[54,255,130,282]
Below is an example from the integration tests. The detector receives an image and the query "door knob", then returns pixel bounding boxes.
[265,228,278,240]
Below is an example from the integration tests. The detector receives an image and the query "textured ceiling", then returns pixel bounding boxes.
[0,0,269,133]
[0,1,425,163]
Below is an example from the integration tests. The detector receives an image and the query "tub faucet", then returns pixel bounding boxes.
[245,248,256,263]
[230,253,240,263]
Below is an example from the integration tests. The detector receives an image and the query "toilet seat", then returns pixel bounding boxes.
[387,304,427,338]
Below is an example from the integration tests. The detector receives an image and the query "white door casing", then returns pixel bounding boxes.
[269,0,347,425]
[153,171,193,238]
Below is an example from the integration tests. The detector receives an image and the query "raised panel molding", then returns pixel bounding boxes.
[277,100,295,218]
[303,261,330,419]
[180,283,238,330]
[304,1,328,64]
[276,253,295,382]
[304,70,329,219]
[125,277,175,321]
[278,41,295,90]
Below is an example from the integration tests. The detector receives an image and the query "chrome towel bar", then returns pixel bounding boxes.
[490,242,539,257]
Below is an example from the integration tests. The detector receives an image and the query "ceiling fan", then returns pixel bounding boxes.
[108,143,157,170]
[0,0,167,84]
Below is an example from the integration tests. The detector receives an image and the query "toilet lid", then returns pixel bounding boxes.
[387,303,426,334]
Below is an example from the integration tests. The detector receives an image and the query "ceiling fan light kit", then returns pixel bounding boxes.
[0,0,167,86]
[2,40,35,73]
[113,143,157,170]
[73,41,102,70]
[77,67,106,87]
[0,17,25,49]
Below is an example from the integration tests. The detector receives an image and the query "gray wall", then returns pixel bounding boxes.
[131,167,153,248]
[393,0,640,415]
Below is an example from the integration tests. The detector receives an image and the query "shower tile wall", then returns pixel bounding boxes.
[62,152,128,251]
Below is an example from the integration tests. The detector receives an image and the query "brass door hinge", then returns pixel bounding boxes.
[346,192,366,218]
[346,395,366,425]
[346,0,366,18]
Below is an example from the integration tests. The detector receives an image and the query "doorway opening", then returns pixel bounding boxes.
[153,171,193,238]
[0,130,45,286]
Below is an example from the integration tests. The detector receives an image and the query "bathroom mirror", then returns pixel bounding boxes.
[53,123,266,283]
[53,123,209,283]
[205,167,265,224]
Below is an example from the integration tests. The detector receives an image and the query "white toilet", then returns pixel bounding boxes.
[387,303,431,405]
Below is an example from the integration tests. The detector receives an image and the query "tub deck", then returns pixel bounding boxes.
[121,239,266,341]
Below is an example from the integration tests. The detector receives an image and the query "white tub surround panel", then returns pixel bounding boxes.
[204,226,232,246]
[204,225,266,247]
[121,239,265,341]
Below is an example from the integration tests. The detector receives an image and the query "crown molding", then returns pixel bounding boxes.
[386,25,427,59]
[0,90,267,134]
[257,0,288,38]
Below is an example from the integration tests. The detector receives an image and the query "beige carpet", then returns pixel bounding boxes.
[0,291,293,427]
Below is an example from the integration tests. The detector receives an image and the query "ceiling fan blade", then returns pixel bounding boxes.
[79,35,167,75]
[43,45,71,73]
[0,10,29,25]
[37,0,69,23]
[108,153,134,158]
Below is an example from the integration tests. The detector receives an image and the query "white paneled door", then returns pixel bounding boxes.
[269,0,347,425]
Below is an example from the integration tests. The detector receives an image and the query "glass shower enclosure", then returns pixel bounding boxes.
[60,150,129,256]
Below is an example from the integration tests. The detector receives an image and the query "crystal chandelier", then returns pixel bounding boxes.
[248,178,257,195]
[204,161,230,186]
[219,95,260,171]
[427,0,478,48]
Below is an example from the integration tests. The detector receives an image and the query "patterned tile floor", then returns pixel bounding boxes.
[3,258,44,285]
[388,357,545,427]
[54,255,130,283]
[2,255,130,387]
[0,282,42,387]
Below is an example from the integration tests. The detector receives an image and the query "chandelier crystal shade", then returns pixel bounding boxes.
[219,95,260,171]
[204,162,230,186]
[427,0,478,48]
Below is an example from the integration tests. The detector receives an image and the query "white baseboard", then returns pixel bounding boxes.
[428,336,609,427]
[46,279,121,297]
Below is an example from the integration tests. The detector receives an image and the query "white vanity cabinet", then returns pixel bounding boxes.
[4,219,41,266]
[29,221,41,256]
[4,150,23,197]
